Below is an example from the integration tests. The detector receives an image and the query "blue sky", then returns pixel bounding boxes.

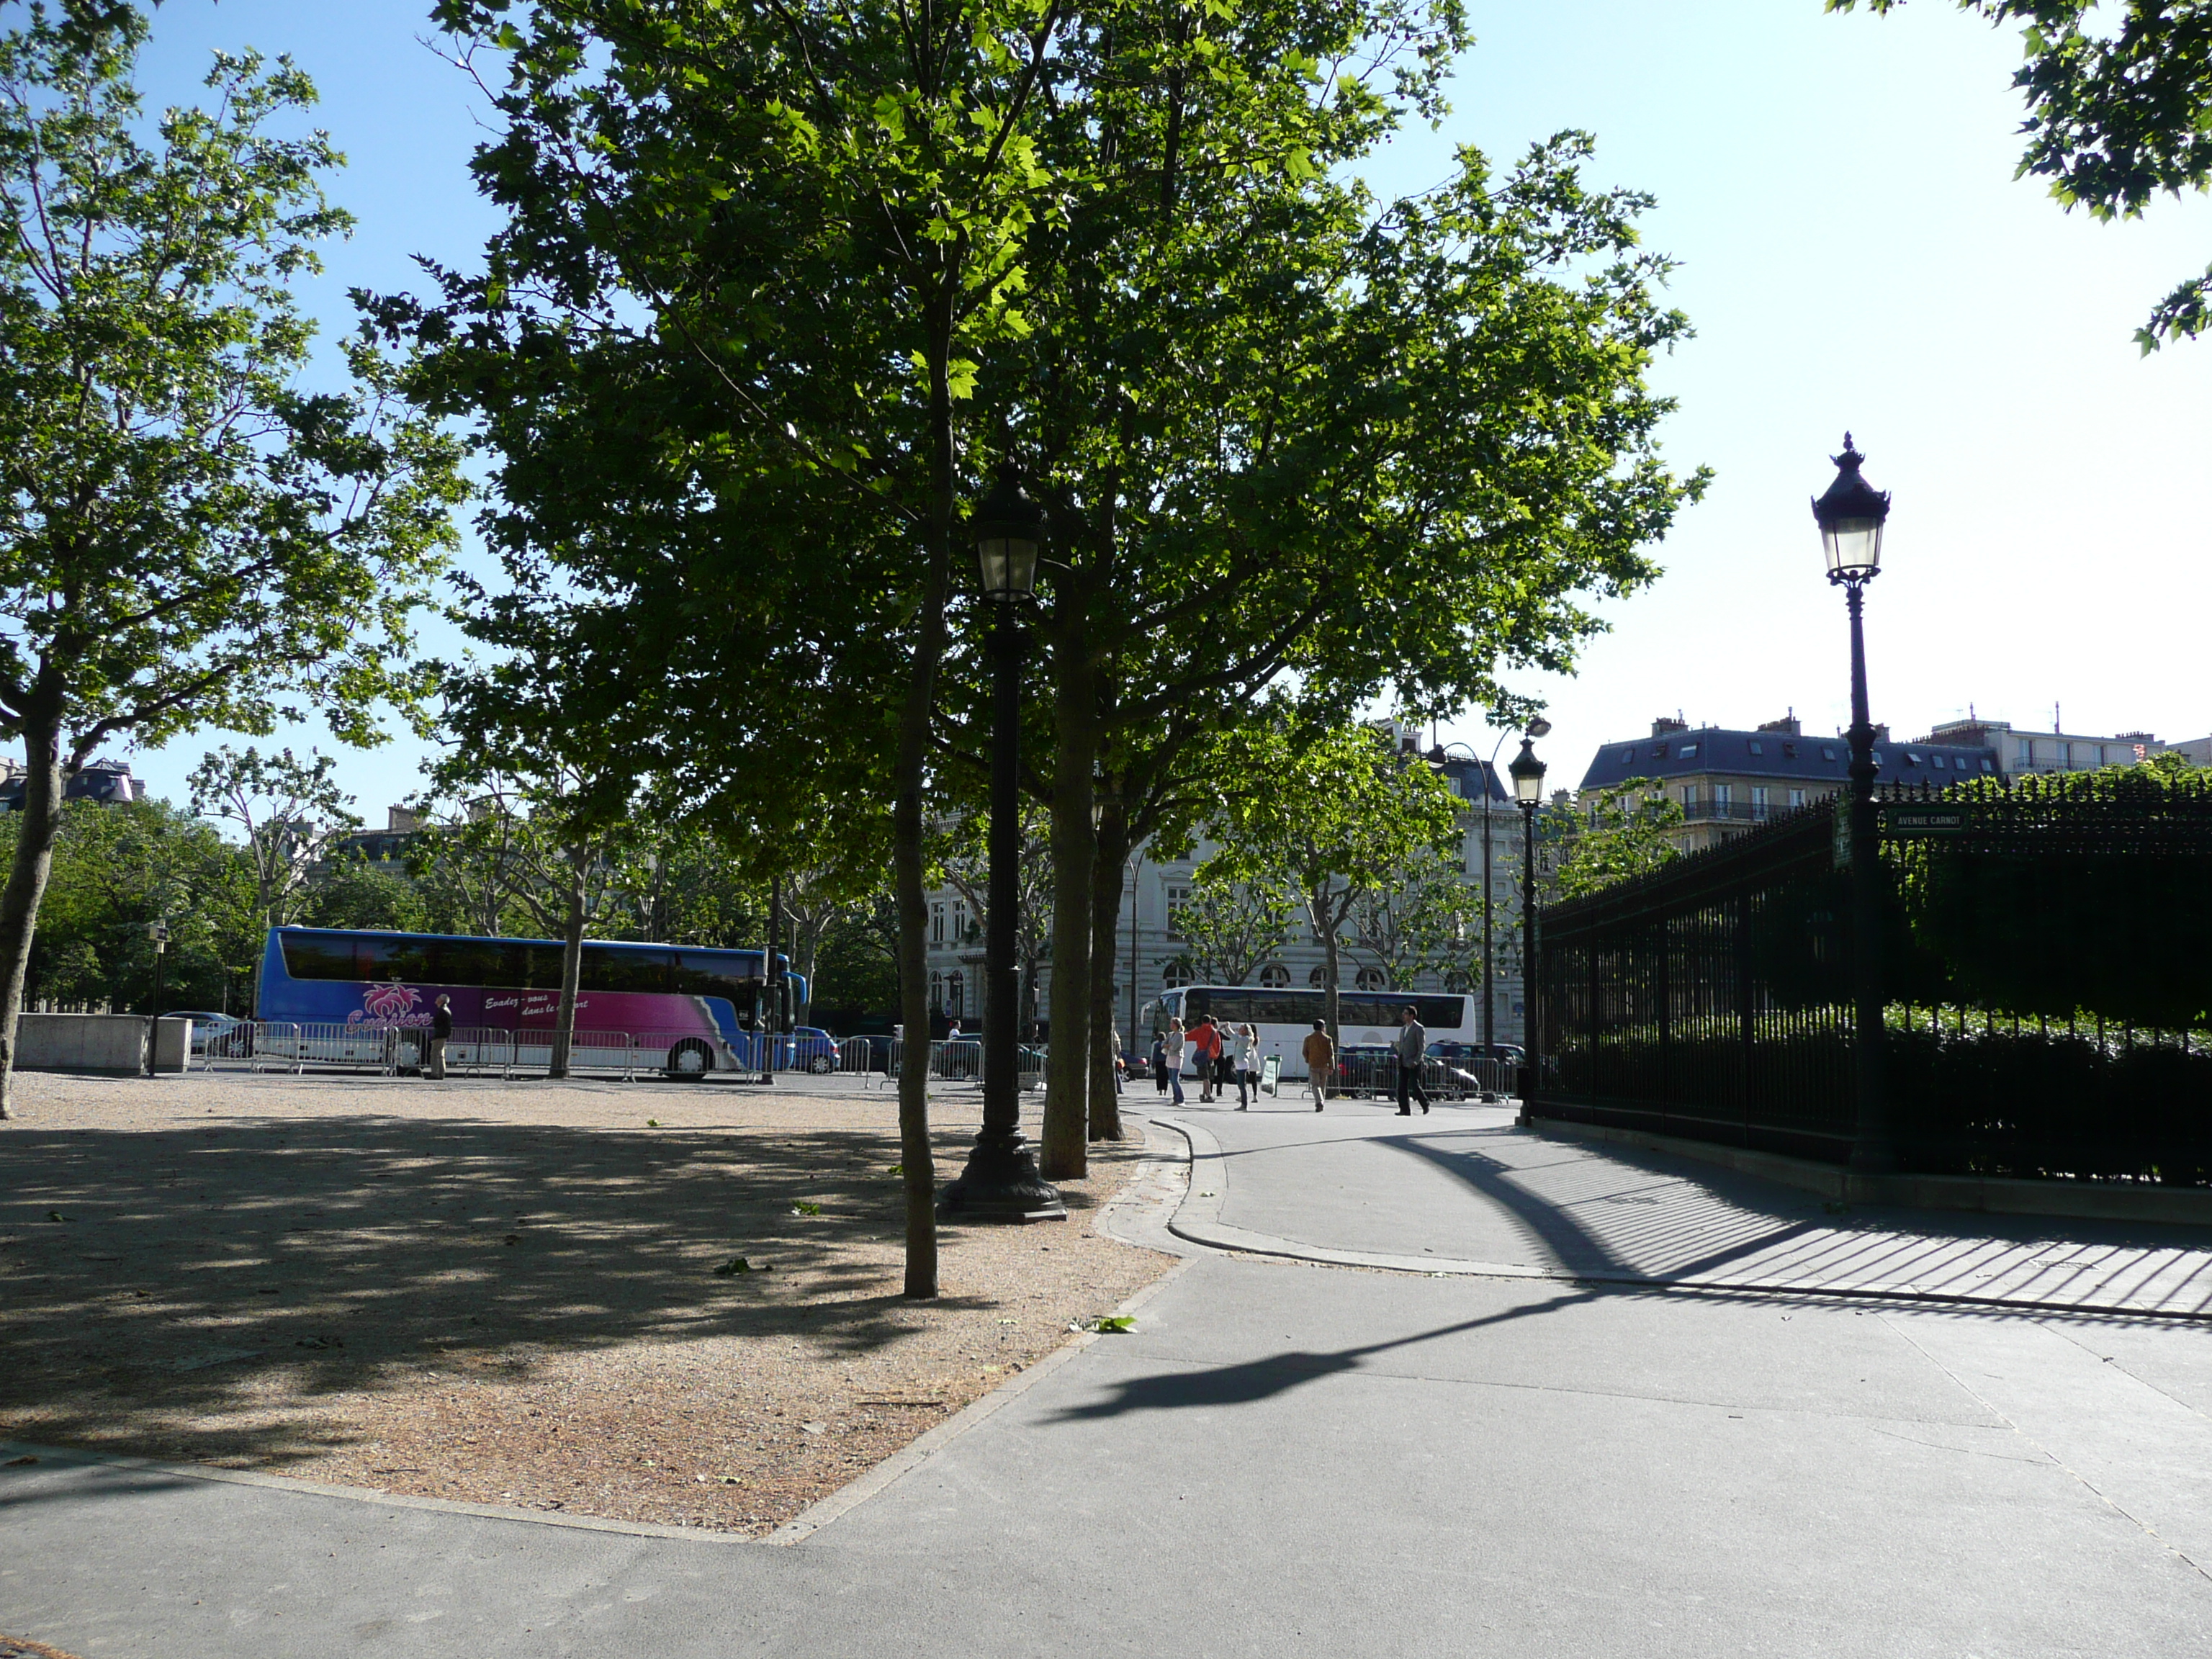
[123,0,2211,817]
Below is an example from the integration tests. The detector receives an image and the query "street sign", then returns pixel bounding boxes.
[1884,806,1969,837]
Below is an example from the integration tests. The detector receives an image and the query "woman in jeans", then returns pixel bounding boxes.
[1164,1018,1187,1105]
[1233,1022,1260,1109]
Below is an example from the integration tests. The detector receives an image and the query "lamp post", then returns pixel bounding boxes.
[146,920,169,1076]
[939,464,1067,1221]
[1508,739,1546,1104]
[1812,433,1896,1175]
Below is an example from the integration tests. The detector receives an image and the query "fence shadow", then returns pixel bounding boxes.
[1381,1125,2212,1316]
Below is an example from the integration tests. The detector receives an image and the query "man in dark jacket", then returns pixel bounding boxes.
[1395,1004,1431,1116]
[426,994,454,1081]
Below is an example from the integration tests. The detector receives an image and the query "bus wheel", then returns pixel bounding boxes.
[665,1039,713,1078]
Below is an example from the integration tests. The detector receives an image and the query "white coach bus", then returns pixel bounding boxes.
[1136,985,1480,1079]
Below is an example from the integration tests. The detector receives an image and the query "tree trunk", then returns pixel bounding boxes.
[892,297,958,1299]
[1041,634,1096,1180]
[549,851,587,1079]
[1087,805,1128,1141]
[0,714,67,1120]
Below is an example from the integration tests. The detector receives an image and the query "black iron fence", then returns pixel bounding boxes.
[1530,770,2212,1183]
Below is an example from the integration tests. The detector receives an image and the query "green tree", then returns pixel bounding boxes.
[1204,724,1463,1040]
[0,9,464,1117]
[1830,0,2212,346]
[14,797,259,1015]
[1547,778,1684,901]
[1173,871,1295,988]
[189,746,362,932]
[297,853,428,935]
[1349,845,1476,992]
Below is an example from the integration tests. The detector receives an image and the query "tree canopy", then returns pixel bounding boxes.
[1830,0,2212,346]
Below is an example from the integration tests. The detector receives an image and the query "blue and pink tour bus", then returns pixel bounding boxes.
[256,925,820,1076]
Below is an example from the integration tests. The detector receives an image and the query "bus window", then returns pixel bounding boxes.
[440,938,510,986]
[1182,989,1213,1021]
[357,935,441,982]
[674,951,757,1012]
[1413,994,1465,1030]
[582,946,673,994]
[280,932,358,981]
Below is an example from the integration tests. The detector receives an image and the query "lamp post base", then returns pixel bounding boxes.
[937,1132,1067,1222]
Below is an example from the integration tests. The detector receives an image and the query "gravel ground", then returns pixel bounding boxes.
[0,1069,1172,1537]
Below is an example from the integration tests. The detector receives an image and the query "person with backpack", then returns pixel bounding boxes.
[1191,1015,1222,1102]
[1301,1020,1334,1112]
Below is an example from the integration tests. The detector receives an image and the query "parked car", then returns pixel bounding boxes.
[163,1010,248,1056]
[782,1026,839,1073]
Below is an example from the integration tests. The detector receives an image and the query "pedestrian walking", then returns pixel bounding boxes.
[1395,1003,1431,1116]
[1164,1018,1187,1105]
[1192,1015,1221,1102]
[1301,1020,1334,1112]
[1233,1022,1259,1109]
[1110,1025,1125,1094]
[1214,1023,1238,1102]
[1151,1030,1169,1094]
[426,994,453,1081]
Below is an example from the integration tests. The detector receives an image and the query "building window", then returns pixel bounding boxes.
[1259,963,1290,989]
[930,971,943,1012]
[1164,885,1190,940]
[1163,959,1192,989]
[1713,783,1732,809]
[930,903,945,944]
[1308,966,1327,988]
[1680,784,1699,809]
[1789,788,1807,809]
[1354,967,1388,992]
[2016,738,2034,765]
[1748,740,1764,756]
[951,901,969,940]
[1750,786,1768,818]
[946,973,963,1016]
[1678,742,1699,759]
[1930,754,1946,770]
[1821,745,1837,761]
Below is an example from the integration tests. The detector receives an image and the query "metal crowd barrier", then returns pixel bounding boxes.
[931,1038,983,1084]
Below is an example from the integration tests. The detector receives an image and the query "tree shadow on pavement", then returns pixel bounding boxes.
[1045,1288,1602,1421]
[0,1112,1061,1467]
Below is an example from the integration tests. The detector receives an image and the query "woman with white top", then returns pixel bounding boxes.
[1233,1022,1260,1109]
[1164,1017,1187,1105]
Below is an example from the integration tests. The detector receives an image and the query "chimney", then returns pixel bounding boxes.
[1756,711,1801,736]
[1650,715,1689,738]
[387,805,421,833]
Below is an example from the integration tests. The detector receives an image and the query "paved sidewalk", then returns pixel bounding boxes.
[1161,1098,2212,1316]
[7,1106,2212,1656]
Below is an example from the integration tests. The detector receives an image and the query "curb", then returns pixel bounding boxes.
[768,1114,1198,1544]
[0,1116,1205,1550]
[1150,1112,2212,1325]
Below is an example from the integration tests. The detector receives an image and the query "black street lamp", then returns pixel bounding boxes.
[939,464,1066,1221]
[1812,432,1896,1175]
[1508,739,1546,1105]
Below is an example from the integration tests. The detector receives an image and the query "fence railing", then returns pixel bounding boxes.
[1531,786,2212,1182]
